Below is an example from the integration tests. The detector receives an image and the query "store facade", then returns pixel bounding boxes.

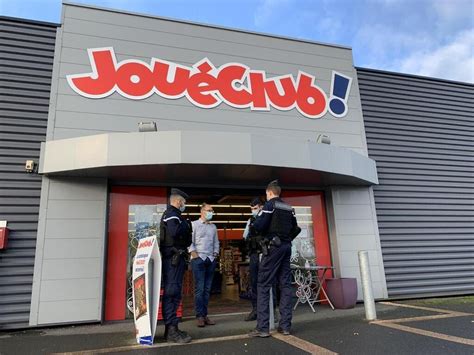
[31,1,385,327]
[0,2,472,330]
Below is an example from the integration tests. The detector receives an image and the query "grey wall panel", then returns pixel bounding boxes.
[63,5,351,60]
[50,3,369,156]
[29,177,107,327]
[0,16,58,329]
[357,68,474,298]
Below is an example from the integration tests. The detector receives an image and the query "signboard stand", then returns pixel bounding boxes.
[132,235,161,345]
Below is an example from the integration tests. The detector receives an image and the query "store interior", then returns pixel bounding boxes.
[124,187,317,319]
[180,188,262,316]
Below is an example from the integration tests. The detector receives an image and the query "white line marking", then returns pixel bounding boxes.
[379,301,471,315]
[377,321,474,346]
[273,333,338,355]
[181,311,248,320]
[374,301,474,346]
[372,313,469,324]
[52,333,251,354]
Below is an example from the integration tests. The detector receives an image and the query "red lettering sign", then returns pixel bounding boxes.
[138,239,153,249]
[67,47,352,119]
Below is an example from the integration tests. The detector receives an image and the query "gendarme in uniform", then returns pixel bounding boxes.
[159,188,193,343]
[250,180,299,337]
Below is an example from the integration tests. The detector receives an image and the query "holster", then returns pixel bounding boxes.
[171,247,189,266]
[259,239,269,256]
[259,236,281,256]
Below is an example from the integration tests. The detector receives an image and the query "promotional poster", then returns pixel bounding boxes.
[132,235,162,345]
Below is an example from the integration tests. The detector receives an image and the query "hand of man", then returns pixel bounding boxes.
[191,251,199,259]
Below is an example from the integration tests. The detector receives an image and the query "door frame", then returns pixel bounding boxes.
[105,186,167,321]
[104,186,332,321]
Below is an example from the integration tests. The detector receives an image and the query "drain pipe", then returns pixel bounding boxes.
[358,251,377,320]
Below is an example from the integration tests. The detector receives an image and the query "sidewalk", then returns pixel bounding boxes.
[0,296,472,354]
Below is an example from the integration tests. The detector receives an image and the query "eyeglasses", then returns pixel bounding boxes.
[204,209,214,213]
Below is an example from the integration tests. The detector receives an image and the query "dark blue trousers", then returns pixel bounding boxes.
[249,252,259,309]
[257,242,292,333]
[191,257,216,317]
[162,255,185,326]
[249,252,277,310]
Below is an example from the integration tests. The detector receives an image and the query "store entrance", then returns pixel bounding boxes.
[104,186,331,321]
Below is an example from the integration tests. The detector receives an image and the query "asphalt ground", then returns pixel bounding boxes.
[0,296,472,355]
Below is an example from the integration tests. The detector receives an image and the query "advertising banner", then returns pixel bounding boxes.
[132,235,161,345]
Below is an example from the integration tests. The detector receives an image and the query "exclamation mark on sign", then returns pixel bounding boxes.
[328,71,352,118]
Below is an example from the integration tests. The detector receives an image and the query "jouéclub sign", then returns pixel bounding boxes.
[67,47,353,119]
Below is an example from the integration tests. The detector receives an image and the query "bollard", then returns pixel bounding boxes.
[358,251,377,320]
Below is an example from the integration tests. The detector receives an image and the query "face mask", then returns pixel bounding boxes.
[179,204,186,212]
[251,209,259,217]
[205,211,214,221]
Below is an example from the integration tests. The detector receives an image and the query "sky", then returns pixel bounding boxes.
[1,0,473,83]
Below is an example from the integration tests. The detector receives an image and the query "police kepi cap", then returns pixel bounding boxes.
[267,179,279,189]
[250,197,264,207]
[170,188,189,199]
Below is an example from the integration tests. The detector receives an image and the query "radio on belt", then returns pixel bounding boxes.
[0,221,9,250]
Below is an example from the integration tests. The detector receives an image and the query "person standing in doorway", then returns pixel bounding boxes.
[160,188,193,344]
[189,203,219,327]
[242,197,264,321]
[243,197,279,323]
[249,180,299,338]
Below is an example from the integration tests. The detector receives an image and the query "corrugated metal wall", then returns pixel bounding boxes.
[357,68,474,298]
[0,16,58,329]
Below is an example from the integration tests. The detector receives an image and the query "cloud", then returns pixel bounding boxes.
[398,29,474,82]
[352,0,473,83]
[254,0,289,27]
[432,0,474,23]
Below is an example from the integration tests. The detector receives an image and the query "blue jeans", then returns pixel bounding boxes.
[191,257,216,318]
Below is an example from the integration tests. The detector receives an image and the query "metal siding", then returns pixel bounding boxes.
[51,4,368,155]
[357,68,474,298]
[0,17,58,329]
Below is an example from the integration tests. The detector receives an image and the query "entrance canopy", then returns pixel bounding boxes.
[39,131,378,187]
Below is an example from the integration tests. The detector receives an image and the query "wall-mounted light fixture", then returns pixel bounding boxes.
[316,134,331,144]
[138,121,157,132]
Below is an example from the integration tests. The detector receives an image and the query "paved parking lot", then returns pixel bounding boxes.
[0,296,472,354]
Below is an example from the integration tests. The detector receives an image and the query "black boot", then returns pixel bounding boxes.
[166,325,192,344]
[177,326,191,341]
[245,309,257,321]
